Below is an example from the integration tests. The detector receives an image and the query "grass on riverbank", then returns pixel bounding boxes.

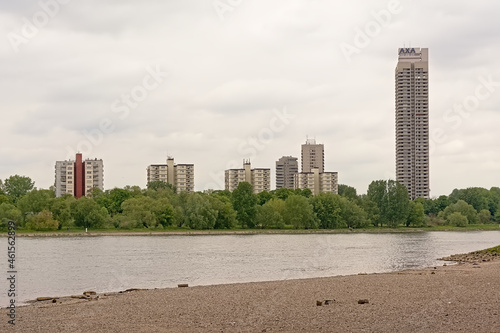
[1,223,499,236]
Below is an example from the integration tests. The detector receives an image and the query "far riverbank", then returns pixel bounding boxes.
[2,224,499,237]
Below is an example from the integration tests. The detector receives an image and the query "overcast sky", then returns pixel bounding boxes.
[1,0,499,197]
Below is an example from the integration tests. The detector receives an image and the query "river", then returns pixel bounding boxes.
[0,231,499,307]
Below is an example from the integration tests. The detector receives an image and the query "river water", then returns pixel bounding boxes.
[1,231,499,307]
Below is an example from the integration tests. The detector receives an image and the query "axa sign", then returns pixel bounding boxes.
[399,47,417,55]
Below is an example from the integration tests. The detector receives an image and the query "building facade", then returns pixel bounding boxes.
[147,157,194,192]
[395,47,430,199]
[301,138,324,173]
[55,153,104,198]
[225,160,271,193]
[294,169,338,195]
[276,156,298,189]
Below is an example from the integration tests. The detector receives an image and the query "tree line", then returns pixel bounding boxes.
[0,175,499,231]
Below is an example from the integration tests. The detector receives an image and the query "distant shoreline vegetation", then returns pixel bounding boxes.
[0,175,499,232]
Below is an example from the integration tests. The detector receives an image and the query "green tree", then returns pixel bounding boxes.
[17,189,54,219]
[50,195,75,229]
[232,182,258,228]
[359,195,381,227]
[415,197,435,215]
[432,195,451,215]
[447,212,468,227]
[340,198,369,228]
[208,195,236,229]
[338,184,358,201]
[121,196,169,228]
[283,195,317,229]
[406,201,426,227]
[385,180,410,227]
[108,188,133,215]
[184,193,217,229]
[71,197,109,229]
[478,209,492,224]
[274,188,295,201]
[255,198,285,229]
[147,181,177,194]
[257,190,273,205]
[439,200,477,225]
[310,193,342,229]
[488,187,500,217]
[367,180,409,227]
[0,203,22,229]
[294,188,313,198]
[171,191,189,227]
[25,210,59,231]
[450,187,491,213]
[3,175,35,203]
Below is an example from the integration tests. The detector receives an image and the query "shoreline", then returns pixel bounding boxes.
[2,259,499,332]
[2,226,499,237]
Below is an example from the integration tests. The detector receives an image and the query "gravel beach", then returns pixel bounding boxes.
[2,258,499,332]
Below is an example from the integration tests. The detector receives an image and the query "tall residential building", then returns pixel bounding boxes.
[147,157,194,192]
[301,139,324,173]
[395,47,430,199]
[225,160,271,194]
[276,156,298,189]
[295,139,338,195]
[55,153,104,198]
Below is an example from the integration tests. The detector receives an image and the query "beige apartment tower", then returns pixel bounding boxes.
[395,47,430,199]
[225,160,271,194]
[301,139,324,173]
[147,157,194,192]
[294,169,338,196]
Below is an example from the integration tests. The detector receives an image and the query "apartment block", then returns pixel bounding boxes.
[225,160,271,194]
[276,156,298,189]
[294,169,338,195]
[147,157,194,192]
[395,47,430,199]
[55,153,104,198]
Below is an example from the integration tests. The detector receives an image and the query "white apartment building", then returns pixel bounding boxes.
[55,160,75,197]
[147,157,194,192]
[294,169,338,195]
[224,160,271,193]
[54,153,104,198]
[84,159,104,195]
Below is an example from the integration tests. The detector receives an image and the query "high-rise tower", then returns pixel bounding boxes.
[276,156,298,189]
[301,139,324,173]
[395,47,430,199]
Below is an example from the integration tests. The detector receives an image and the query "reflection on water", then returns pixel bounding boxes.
[0,231,499,306]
